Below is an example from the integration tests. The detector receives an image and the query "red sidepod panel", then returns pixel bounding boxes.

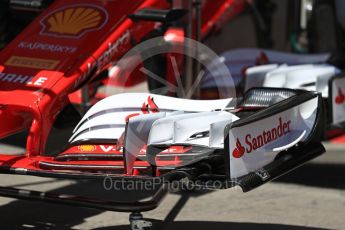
[0,0,169,156]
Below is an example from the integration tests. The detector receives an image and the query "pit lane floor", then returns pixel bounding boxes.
[0,141,343,230]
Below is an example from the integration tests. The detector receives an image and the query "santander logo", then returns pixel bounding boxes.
[232,138,245,158]
[232,117,291,158]
[335,88,345,105]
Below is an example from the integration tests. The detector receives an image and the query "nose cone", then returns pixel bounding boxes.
[0,106,32,138]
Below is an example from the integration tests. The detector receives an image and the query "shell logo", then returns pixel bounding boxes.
[78,145,97,152]
[40,5,108,38]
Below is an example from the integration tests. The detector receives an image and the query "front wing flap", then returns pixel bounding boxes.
[225,88,324,191]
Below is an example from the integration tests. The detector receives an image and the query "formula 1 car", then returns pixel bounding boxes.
[0,87,325,229]
[201,48,345,139]
[0,0,249,158]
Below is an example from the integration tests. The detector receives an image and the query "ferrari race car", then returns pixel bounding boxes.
[0,0,249,158]
[201,48,345,139]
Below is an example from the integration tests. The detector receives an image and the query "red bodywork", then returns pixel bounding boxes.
[0,0,246,174]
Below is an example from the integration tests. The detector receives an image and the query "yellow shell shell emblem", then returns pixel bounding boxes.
[41,5,108,38]
[78,145,97,152]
